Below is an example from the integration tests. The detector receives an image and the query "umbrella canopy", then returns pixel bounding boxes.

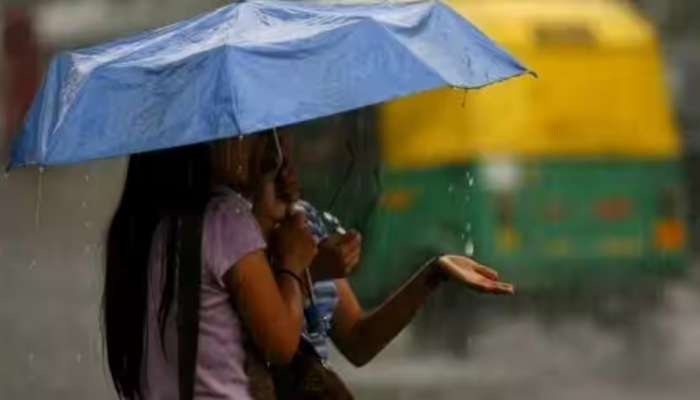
[9,0,529,168]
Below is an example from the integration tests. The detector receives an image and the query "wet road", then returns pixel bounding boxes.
[331,268,700,400]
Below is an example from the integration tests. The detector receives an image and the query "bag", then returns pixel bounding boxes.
[246,338,353,400]
[271,339,353,400]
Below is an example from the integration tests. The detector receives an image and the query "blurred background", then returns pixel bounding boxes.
[1,0,699,399]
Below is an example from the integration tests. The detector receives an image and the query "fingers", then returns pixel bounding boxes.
[338,231,361,246]
[289,211,307,228]
[483,281,515,295]
[473,263,499,281]
[442,255,499,280]
[343,246,361,266]
[437,255,514,295]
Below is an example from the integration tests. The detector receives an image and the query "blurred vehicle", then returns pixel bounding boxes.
[2,8,42,138]
[335,0,688,304]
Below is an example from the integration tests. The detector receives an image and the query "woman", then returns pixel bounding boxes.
[103,131,513,400]
[104,135,316,400]
[276,132,514,367]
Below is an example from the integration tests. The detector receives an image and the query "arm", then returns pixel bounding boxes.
[331,256,514,367]
[227,250,306,365]
[330,263,443,367]
[227,213,317,365]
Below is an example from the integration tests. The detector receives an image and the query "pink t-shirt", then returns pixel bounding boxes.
[142,188,266,400]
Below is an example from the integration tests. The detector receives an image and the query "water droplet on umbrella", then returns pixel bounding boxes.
[464,240,475,256]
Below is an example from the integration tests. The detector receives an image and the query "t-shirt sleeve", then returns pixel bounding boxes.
[202,195,267,287]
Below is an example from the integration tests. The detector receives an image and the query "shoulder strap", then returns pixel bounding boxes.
[176,214,204,400]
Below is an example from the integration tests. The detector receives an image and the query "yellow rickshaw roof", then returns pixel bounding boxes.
[380,0,680,168]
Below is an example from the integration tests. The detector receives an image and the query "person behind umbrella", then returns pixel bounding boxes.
[104,134,317,400]
[273,132,514,370]
[102,132,513,400]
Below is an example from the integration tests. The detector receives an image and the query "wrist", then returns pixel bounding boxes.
[281,256,308,275]
[275,268,308,295]
[424,256,448,289]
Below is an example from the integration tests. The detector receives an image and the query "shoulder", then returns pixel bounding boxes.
[203,191,266,283]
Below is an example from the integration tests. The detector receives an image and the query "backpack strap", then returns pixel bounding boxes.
[176,214,204,400]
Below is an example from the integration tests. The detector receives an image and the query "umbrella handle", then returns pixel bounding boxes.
[272,127,284,172]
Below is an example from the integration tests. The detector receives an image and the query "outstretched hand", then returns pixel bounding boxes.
[434,255,514,295]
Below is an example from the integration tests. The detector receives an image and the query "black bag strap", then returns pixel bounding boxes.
[176,214,204,400]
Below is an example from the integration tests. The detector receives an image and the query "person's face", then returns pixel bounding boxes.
[210,131,300,223]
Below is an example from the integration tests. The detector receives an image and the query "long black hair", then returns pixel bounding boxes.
[103,144,211,399]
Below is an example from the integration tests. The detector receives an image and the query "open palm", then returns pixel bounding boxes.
[435,255,514,295]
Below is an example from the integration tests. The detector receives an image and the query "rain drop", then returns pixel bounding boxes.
[84,220,93,229]
[84,174,90,182]
[83,244,92,254]
[29,259,37,270]
[28,353,35,363]
[35,167,45,229]
[468,177,475,187]
[448,184,455,193]
[466,223,472,232]
[81,201,88,208]
[75,353,83,363]
[464,239,475,256]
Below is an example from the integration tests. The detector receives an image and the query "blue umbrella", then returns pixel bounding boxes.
[8,0,529,168]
